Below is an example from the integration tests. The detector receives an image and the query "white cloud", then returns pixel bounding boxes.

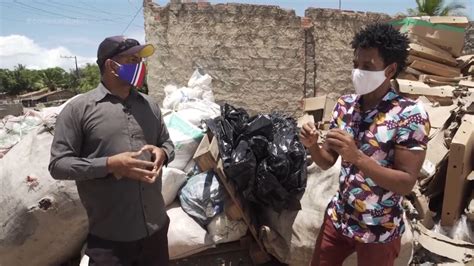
[0,35,96,71]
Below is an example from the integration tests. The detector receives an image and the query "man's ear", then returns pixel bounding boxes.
[386,63,398,79]
[106,59,119,75]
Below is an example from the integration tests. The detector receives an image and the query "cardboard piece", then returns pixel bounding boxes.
[405,66,425,76]
[441,116,474,226]
[414,222,474,264]
[468,65,474,75]
[324,97,337,122]
[193,134,219,172]
[407,33,455,57]
[466,186,474,222]
[398,72,419,81]
[420,74,466,86]
[459,80,474,88]
[457,54,474,69]
[397,79,455,98]
[392,18,466,57]
[297,113,314,128]
[422,102,457,129]
[425,16,470,28]
[303,96,326,123]
[408,55,461,77]
[409,43,458,66]
[422,130,449,180]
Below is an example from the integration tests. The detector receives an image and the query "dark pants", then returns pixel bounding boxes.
[85,217,170,266]
[310,216,401,266]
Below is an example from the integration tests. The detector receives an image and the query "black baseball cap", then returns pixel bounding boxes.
[96,35,155,68]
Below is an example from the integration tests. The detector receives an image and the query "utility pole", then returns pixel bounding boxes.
[339,0,342,10]
[61,55,80,79]
[61,55,80,94]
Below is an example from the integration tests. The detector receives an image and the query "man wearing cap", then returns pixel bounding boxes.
[49,36,175,265]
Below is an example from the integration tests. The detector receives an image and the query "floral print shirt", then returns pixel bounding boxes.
[327,88,430,243]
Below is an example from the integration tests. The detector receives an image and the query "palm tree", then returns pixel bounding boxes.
[407,0,466,16]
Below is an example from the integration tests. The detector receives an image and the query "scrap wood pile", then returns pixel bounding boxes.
[389,16,474,265]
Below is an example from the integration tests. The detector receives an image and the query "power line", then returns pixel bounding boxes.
[8,1,144,28]
[0,2,63,18]
[121,6,143,35]
[32,0,124,22]
[13,0,79,20]
[75,0,132,17]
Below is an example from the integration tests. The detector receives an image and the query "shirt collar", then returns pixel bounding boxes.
[356,87,400,113]
[93,82,144,102]
[92,82,111,102]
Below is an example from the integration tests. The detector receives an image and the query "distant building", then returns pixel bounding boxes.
[19,90,76,107]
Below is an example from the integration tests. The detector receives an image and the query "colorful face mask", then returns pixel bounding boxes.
[113,61,146,88]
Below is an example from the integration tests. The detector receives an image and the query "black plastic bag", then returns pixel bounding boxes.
[225,140,257,191]
[206,104,307,212]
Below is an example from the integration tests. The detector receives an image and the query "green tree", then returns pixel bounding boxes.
[77,63,100,93]
[40,67,70,91]
[0,69,17,94]
[0,64,43,95]
[407,0,466,16]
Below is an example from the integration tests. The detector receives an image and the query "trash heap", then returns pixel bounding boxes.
[388,16,474,265]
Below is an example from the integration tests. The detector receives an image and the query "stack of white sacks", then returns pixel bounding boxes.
[162,70,247,259]
[0,71,246,266]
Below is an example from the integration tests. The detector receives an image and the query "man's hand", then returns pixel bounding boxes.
[299,122,320,148]
[107,151,158,183]
[325,128,361,164]
[140,145,167,175]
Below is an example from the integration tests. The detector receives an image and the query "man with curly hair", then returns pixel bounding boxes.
[300,23,430,265]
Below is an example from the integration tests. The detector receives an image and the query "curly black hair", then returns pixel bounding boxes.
[351,23,409,78]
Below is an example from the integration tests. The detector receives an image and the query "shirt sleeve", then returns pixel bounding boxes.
[155,104,175,165]
[48,103,109,180]
[395,102,430,150]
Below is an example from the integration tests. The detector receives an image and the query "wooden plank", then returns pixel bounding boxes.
[397,79,455,97]
[214,159,270,263]
[409,43,458,66]
[441,116,474,226]
[409,56,461,77]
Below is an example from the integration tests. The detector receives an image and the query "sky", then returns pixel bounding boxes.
[0,0,472,71]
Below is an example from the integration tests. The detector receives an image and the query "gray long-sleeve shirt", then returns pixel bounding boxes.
[49,83,175,242]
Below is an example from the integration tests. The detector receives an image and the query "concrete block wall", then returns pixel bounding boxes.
[463,22,474,55]
[144,1,390,115]
[305,8,390,101]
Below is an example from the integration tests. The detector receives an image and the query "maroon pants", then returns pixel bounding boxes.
[311,216,401,266]
[85,217,170,266]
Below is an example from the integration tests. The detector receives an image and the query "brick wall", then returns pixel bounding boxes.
[144,1,390,114]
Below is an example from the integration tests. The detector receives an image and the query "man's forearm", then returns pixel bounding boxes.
[354,153,415,195]
[308,144,338,170]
